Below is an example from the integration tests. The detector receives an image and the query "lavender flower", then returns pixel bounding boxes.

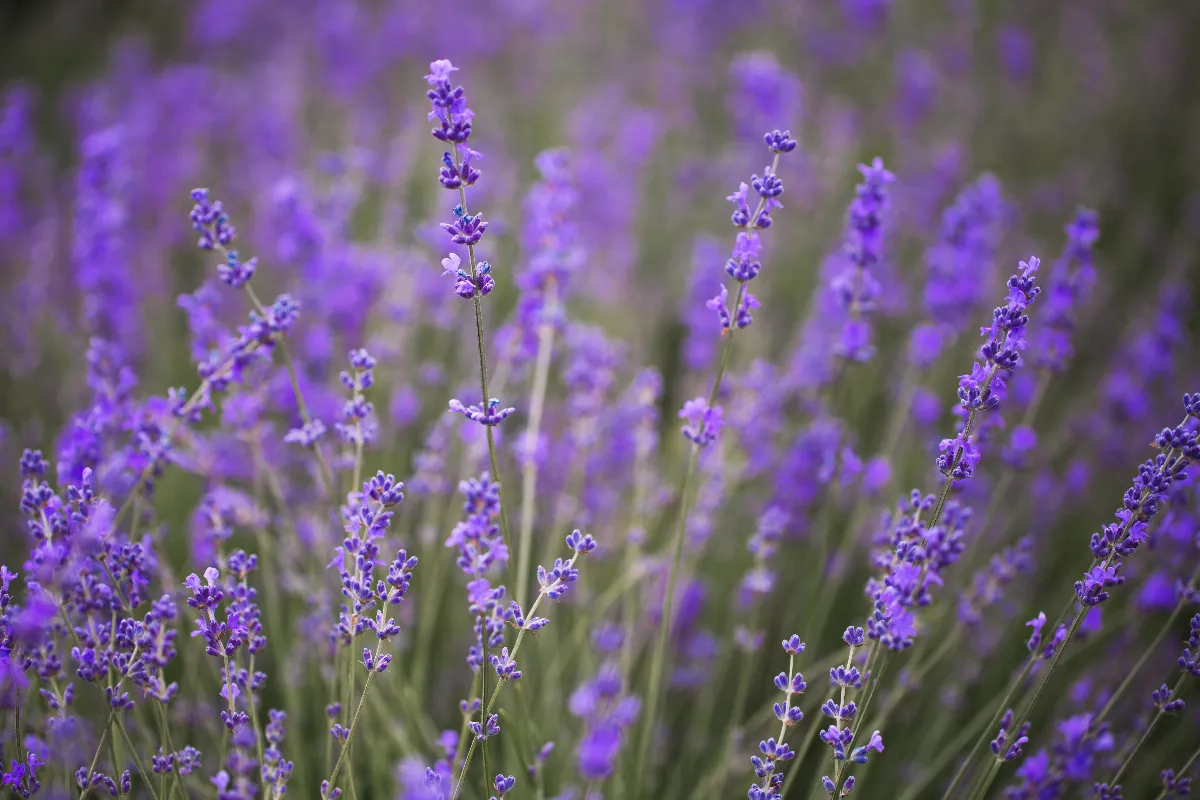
[831,158,894,362]
[747,635,806,800]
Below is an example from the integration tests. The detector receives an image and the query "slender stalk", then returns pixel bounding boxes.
[451,146,512,550]
[78,709,116,800]
[481,621,491,800]
[243,275,335,495]
[154,701,187,800]
[111,713,162,800]
[1155,741,1200,800]
[451,548,588,800]
[1093,562,1200,730]
[631,271,751,789]
[515,279,559,612]
[1109,672,1189,789]
[324,643,383,796]
[897,695,997,800]
[968,438,1192,800]
[631,445,699,789]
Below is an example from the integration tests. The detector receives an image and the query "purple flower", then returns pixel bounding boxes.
[1036,208,1099,372]
[449,397,516,427]
[830,158,894,362]
[679,397,724,446]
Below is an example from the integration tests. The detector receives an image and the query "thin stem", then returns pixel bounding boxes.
[247,655,269,800]
[632,446,699,790]
[481,620,491,800]
[1155,740,1200,800]
[112,713,162,800]
[451,550,586,800]
[324,644,382,796]
[451,146,512,553]
[516,278,559,613]
[939,653,1037,800]
[78,710,116,800]
[155,701,187,800]
[1109,672,1188,789]
[897,694,997,800]
[1093,562,1200,730]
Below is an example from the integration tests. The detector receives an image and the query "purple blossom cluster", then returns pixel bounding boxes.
[1,17,1198,800]
[831,158,894,362]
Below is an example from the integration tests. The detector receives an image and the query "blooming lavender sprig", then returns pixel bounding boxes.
[185,188,335,493]
[452,531,597,800]
[990,708,1032,762]
[321,476,418,800]
[747,635,806,800]
[970,395,1200,800]
[635,128,800,792]
[910,173,1007,367]
[1096,606,1200,796]
[509,148,583,611]
[261,709,294,798]
[1036,207,1100,372]
[184,557,264,733]
[708,128,796,339]
[446,474,509,672]
[818,627,884,794]
[424,65,514,677]
[831,158,894,362]
[815,257,1041,798]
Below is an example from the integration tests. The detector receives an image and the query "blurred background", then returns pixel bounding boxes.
[3,0,1200,797]
[2,0,1199,449]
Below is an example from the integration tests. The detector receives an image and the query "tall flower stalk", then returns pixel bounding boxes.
[632,129,796,791]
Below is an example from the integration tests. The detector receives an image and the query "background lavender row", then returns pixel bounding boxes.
[1,0,1199,799]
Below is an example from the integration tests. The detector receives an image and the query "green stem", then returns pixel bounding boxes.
[155,701,187,800]
[242,279,336,496]
[1093,562,1200,730]
[896,694,998,800]
[78,709,116,800]
[515,279,559,613]
[247,654,269,800]
[632,445,699,790]
[451,549,587,800]
[481,621,491,800]
[451,146,512,553]
[1155,740,1200,800]
[1109,672,1189,789]
[111,713,161,800]
[324,643,383,797]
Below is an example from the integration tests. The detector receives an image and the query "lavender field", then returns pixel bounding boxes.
[1,1,1199,798]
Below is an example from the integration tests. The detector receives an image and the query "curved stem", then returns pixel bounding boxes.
[940,654,1037,800]
[112,713,162,800]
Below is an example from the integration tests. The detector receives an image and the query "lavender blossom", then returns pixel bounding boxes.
[747,635,806,800]
[831,158,894,362]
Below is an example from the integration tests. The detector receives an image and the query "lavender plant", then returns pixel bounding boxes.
[1,8,1199,800]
